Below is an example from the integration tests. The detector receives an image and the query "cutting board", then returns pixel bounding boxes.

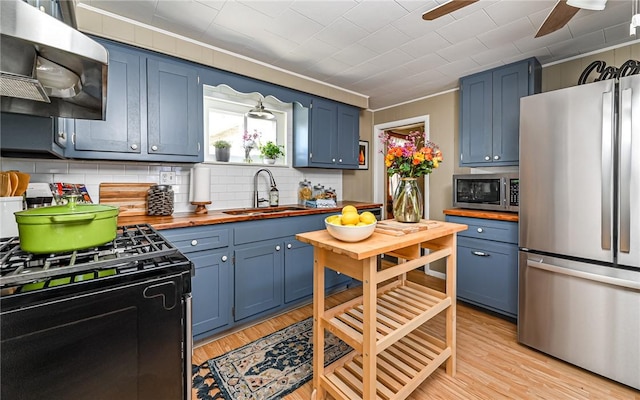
[375,219,442,236]
[99,183,154,216]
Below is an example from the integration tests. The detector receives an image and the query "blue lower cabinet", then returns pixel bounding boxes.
[189,250,231,337]
[446,215,518,318]
[283,238,314,303]
[234,241,283,321]
[457,236,518,317]
[325,269,351,290]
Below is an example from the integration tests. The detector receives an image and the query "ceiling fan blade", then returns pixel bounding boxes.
[422,0,479,21]
[535,0,580,37]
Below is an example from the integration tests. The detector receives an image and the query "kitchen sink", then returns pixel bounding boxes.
[222,206,308,216]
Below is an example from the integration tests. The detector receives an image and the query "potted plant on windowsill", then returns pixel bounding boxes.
[259,141,285,164]
[213,140,231,162]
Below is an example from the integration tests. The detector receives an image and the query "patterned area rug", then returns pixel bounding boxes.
[192,317,351,400]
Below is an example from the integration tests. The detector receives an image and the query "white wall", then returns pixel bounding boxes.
[0,157,342,213]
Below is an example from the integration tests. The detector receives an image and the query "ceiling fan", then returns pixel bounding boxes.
[422,0,608,38]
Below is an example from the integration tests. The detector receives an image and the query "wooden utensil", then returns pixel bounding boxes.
[0,172,10,197]
[8,172,18,196]
[12,171,30,196]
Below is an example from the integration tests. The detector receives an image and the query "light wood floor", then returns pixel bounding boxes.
[192,271,639,399]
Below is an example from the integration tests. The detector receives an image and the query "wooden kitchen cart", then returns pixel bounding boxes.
[296,221,467,400]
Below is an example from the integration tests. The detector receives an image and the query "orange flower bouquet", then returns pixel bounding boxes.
[380,130,443,178]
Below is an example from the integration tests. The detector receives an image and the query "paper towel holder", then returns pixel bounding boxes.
[191,201,211,214]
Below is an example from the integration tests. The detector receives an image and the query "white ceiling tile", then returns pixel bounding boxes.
[281,38,340,66]
[342,0,409,33]
[436,58,481,79]
[513,24,573,54]
[266,9,325,45]
[477,17,536,48]
[437,38,488,63]
[548,30,606,57]
[153,1,217,38]
[604,22,636,44]
[332,43,378,66]
[314,17,370,48]
[484,1,555,26]
[239,1,294,18]
[400,31,451,57]
[393,8,454,39]
[471,43,522,65]
[398,53,449,76]
[358,25,412,54]
[213,2,274,36]
[436,9,498,44]
[194,1,226,11]
[290,0,359,26]
[568,1,632,37]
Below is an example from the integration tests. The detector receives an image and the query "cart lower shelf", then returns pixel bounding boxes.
[322,280,451,355]
[319,327,450,400]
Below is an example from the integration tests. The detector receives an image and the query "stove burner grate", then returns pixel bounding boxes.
[0,225,182,288]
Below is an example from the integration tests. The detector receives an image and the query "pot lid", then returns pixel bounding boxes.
[15,196,118,217]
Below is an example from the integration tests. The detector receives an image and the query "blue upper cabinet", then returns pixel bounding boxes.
[146,57,200,159]
[294,97,360,169]
[65,43,142,157]
[66,39,203,163]
[459,57,541,167]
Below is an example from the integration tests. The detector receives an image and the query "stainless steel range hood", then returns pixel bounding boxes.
[0,0,108,120]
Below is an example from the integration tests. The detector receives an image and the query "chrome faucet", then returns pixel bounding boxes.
[253,168,277,208]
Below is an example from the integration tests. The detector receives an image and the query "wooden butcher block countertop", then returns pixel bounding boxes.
[117,201,382,230]
[443,208,518,222]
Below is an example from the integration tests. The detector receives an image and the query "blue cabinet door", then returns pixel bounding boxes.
[456,236,518,318]
[146,57,201,159]
[336,104,359,169]
[189,250,231,337]
[234,241,283,321]
[67,43,142,156]
[460,70,493,165]
[309,97,337,167]
[283,237,314,303]
[492,61,530,165]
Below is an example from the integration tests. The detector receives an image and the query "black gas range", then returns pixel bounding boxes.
[1,224,194,400]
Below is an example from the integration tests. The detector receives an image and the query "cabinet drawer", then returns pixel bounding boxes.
[446,215,517,244]
[161,226,230,253]
[457,236,518,317]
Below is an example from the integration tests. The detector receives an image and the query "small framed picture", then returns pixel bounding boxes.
[358,140,369,170]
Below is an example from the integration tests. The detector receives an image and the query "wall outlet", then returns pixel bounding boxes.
[160,171,176,185]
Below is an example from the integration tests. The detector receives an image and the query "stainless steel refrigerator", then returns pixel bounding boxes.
[518,75,640,390]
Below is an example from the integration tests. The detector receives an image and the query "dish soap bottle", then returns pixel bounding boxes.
[269,185,279,207]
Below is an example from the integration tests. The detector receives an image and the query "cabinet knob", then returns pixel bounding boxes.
[275,245,281,251]
[332,158,336,162]
[191,240,198,246]
[493,155,500,160]
[151,145,158,151]
[484,155,490,161]
[477,228,484,233]
[287,243,292,249]
[338,159,343,163]
[131,144,138,150]
[221,255,228,262]
[58,132,66,140]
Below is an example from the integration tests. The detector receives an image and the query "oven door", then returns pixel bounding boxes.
[1,272,189,400]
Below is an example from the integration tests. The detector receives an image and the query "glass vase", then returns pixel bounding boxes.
[244,146,254,163]
[392,177,423,223]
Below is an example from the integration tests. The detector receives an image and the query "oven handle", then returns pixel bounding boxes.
[184,293,192,400]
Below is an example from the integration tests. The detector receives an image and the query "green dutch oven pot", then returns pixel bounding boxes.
[14,195,119,254]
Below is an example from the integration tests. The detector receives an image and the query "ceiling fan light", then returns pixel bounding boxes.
[246,99,275,120]
[566,0,607,11]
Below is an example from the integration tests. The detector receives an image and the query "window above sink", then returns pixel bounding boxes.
[203,84,291,166]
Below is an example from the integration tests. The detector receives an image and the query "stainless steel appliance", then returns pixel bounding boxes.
[0,0,108,120]
[519,76,640,390]
[0,225,193,399]
[453,173,519,212]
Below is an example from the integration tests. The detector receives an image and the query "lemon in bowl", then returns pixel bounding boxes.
[325,212,376,242]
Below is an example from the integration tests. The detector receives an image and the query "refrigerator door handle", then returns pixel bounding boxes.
[527,259,640,290]
[601,90,613,251]
[619,88,632,253]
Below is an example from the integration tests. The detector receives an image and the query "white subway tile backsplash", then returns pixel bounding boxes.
[1,157,342,212]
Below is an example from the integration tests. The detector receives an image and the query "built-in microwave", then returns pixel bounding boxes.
[453,173,519,212]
